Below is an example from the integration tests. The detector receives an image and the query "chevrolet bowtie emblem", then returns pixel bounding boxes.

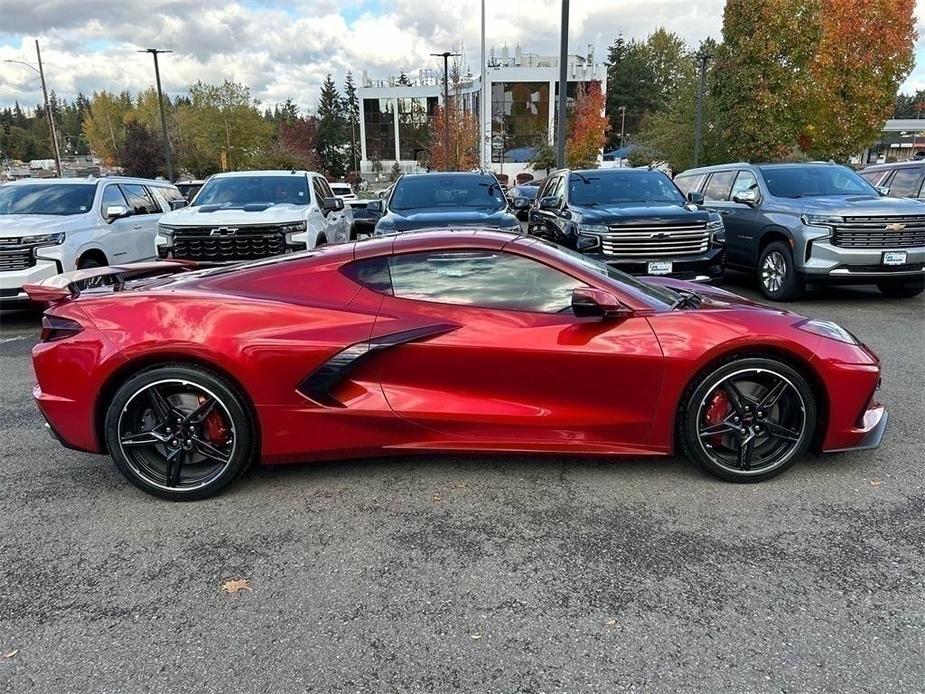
[650,232,671,240]
[885,222,906,231]
[211,227,239,236]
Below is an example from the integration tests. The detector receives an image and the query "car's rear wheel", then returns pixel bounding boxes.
[679,357,816,482]
[104,364,255,500]
[876,277,924,298]
[758,241,804,301]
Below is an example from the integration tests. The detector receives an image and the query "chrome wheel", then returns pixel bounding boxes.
[695,368,807,476]
[761,250,786,293]
[116,379,237,492]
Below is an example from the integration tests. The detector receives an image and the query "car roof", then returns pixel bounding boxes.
[209,170,319,179]
[5,176,174,187]
[862,160,923,172]
[571,167,661,176]
[399,171,495,179]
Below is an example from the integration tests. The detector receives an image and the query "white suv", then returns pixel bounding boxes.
[155,170,351,261]
[0,177,184,306]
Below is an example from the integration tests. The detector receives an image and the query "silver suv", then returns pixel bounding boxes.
[675,162,925,299]
[0,177,184,306]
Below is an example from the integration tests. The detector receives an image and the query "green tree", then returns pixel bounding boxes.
[83,91,134,164]
[316,74,347,177]
[119,121,164,178]
[343,71,361,174]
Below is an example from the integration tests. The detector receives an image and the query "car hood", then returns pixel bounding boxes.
[645,276,792,312]
[160,204,307,226]
[383,208,519,231]
[0,214,87,237]
[798,195,925,215]
[572,202,710,225]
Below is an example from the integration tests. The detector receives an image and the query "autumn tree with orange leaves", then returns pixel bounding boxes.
[428,103,480,171]
[565,81,610,168]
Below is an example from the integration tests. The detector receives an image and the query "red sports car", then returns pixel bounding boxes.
[28,230,886,500]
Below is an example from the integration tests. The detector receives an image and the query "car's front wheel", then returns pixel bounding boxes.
[104,364,256,500]
[876,277,924,298]
[758,241,804,301]
[679,357,817,482]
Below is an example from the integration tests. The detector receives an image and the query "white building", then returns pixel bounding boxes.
[357,46,607,180]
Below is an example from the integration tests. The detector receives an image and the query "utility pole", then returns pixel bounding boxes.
[139,48,174,180]
[618,106,626,149]
[555,0,569,168]
[480,0,487,169]
[693,50,712,168]
[430,51,460,171]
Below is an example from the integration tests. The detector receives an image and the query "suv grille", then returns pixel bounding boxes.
[833,216,925,249]
[601,222,710,257]
[170,226,287,260]
[0,237,38,272]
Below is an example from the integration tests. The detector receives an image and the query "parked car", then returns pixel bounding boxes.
[28,229,885,500]
[346,199,381,239]
[859,161,925,200]
[175,179,207,203]
[155,170,350,261]
[0,176,184,306]
[674,162,925,300]
[370,172,521,235]
[507,184,540,221]
[528,168,725,282]
[329,182,357,200]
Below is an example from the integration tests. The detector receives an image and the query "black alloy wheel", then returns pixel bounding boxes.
[104,365,254,500]
[680,358,816,482]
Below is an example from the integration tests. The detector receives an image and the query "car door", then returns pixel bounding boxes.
[314,176,348,243]
[118,183,161,261]
[533,175,568,242]
[363,239,664,447]
[883,166,924,198]
[97,183,137,262]
[700,170,750,264]
[720,170,763,267]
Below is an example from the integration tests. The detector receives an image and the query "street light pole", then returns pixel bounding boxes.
[430,51,460,171]
[555,0,569,169]
[139,48,174,180]
[6,46,63,176]
[693,50,712,168]
[619,106,626,149]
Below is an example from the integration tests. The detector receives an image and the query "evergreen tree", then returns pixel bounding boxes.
[343,71,360,174]
[316,74,347,177]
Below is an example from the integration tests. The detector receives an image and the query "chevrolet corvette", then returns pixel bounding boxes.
[27,229,886,500]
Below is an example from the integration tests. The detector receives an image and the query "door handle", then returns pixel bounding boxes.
[132,223,142,229]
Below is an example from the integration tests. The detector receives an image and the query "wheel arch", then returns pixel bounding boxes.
[94,352,261,455]
[673,344,829,455]
[76,247,109,268]
[755,226,793,265]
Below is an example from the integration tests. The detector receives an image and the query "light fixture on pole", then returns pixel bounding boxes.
[5,42,63,177]
[138,48,174,180]
[430,51,461,171]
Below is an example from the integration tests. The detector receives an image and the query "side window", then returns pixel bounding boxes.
[100,185,128,213]
[860,170,884,185]
[886,167,922,197]
[120,184,159,215]
[158,185,184,203]
[342,256,392,294]
[317,178,335,199]
[703,171,736,202]
[730,171,758,198]
[551,176,565,203]
[383,250,585,313]
[311,177,327,205]
[674,173,703,196]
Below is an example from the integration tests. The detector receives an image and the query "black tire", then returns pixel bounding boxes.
[77,256,103,270]
[876,277,924,298]
[758,241,804,301]
[679,357,817,483]
[104,364,256,500]
[314,235,327,248]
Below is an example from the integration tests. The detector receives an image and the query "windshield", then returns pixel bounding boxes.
[330,185,351,194]
[569,171,685,206]
[390,175,506,212]
[760,165,877,198]
[192,175,310,207]
[0,184,96,216]
[531,239,677,306]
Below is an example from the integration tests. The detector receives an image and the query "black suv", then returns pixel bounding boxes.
[527,168,725,281]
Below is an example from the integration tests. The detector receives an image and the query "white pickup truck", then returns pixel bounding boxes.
[155,170,352,261]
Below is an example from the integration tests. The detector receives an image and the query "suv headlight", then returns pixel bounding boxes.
[801,213,843,227]
[578,224,608,234]
[707,218,725,244]
[796,319,859,345]
[25,232,66,247]
[281,221,308,241]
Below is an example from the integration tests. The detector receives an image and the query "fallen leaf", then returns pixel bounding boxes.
[2,650,18,659]
[432,493,443,502]
[870,480,881,486]
[221,579,251,593]
[469,633,482,640]
[604,619,617,626]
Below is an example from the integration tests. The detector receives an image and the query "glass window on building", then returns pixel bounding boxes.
[398,97,436,162]
[363,98,396,161]
[491,82,550,163]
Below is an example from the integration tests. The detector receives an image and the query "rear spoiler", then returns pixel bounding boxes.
[23,260,199,303]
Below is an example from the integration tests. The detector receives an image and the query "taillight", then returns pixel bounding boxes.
[40,315,84,342]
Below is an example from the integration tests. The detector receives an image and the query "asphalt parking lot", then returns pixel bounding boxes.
[0,275,922,693]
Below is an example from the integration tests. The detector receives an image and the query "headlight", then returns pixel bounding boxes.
[280,221,307,236]
[157,225,175,238]
[796,319,859,344]
[578,224,609,234]
[707,218,725,244]
[24,232,65,247]
[801,214,843,226]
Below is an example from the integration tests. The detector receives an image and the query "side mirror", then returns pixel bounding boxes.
[687,191,704,205]
[571,287,633,320]
[876,185,890,196]
[105,204,130,222]
[511,197,530,210]
[322,196,344,212]
[732,188,759,207]
[169,199,188,210]
[366,199,385,214]
[539,195,561,211]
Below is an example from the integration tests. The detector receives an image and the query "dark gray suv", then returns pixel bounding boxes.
[675,162,925,300]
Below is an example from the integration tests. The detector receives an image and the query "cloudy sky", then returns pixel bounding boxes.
[1,0,923,113]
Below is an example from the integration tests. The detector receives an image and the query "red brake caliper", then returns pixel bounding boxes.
[704,390,731,445]
[201,405,229,446]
